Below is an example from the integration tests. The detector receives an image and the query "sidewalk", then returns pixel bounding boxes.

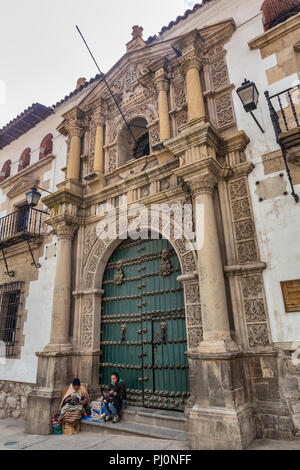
[0,419,300,450]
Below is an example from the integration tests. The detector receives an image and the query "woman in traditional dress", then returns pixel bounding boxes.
[52,378,90,431]
[100,372,126,423]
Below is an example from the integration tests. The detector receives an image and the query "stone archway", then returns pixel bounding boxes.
[78,216,202,409]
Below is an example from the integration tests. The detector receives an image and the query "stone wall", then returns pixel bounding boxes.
[0,381,33,420]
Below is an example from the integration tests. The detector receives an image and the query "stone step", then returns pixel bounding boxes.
[121,406,186,431]
[81,419,188,442]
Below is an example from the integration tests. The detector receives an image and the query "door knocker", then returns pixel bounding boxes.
[114,260,124,285]
[159,249,172,277]
[120,324,127,342]
[155,322,168,345]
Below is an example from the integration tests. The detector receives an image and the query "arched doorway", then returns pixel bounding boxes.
[100,235,190,411]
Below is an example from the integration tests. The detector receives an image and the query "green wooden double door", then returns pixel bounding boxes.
[100,236,190,411]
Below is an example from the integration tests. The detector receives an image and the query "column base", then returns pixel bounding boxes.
[43,343,73,353]
[188,403,256,450]
[186,349,257,449]
[25,389,62,435]
[197,338,240,354]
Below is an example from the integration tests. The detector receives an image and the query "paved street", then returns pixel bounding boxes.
[0,419,300,450]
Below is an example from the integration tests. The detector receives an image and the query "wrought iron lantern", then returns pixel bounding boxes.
[26,187,42,207]
[237,79,259,112]
[236,79,264,133]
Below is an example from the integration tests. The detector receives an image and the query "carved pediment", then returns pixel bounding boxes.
[7,176,39,199]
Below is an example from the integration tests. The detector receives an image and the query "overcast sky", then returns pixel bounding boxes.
[0,0,196,128]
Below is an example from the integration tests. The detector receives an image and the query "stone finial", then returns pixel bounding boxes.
[76,77,87,90]
[126,25,146,52]
[132,25,143,39]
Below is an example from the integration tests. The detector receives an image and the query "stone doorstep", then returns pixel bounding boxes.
[121,406,186,431]
[81,406,187,441]
[80,420,187,442]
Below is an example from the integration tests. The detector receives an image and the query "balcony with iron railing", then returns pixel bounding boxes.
[0,206,48,248]
[265,84,300,150]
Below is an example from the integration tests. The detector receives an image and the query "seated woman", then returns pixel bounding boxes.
[60,378,90,415]
[100,372,126,424]
[53,378,90,430]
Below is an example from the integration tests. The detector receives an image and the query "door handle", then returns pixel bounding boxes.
[120,324,127,342]
[160,322,167,344]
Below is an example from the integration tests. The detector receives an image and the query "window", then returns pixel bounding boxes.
[18,148,31,172]
[39,133,53,160]
[117,117,149,166]
[0,282,22,358]
[0,160,11,183]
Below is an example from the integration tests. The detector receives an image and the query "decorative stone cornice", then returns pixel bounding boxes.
[166,120,223,157]
[222,131,250,155]
[224,262,267,277]
[248,12,300,50]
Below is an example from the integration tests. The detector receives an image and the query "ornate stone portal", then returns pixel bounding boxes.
[24,22,296,448]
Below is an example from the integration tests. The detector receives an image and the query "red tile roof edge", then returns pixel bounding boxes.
[0,103,54,134]
[146,0,214,43]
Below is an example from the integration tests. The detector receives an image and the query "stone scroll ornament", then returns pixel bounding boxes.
[159,249,172,277]
[114,260,124,285]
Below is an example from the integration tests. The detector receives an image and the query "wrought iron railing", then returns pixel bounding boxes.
[265,85,300,143]
[0,206,47,243]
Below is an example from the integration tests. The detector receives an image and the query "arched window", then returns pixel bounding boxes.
[0,160,12,183]
[39,133,53,160]
[18,148,31,172]
[117,117,149,166]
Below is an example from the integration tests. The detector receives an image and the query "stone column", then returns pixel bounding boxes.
[189,172,238,353]
[154,68,171,141]
[180,48,206,123]
[44,224,77,352]
[66,126,84,181]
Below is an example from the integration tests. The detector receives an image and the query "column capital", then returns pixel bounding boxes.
[154,68,169,93]
[187,173,219,197]
[179,47,203,73]
[54,224,78,240]
[67,125,85,139]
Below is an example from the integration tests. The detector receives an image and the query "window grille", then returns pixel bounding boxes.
[0,282,23,358]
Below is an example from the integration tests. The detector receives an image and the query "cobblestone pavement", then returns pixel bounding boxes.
[0,419,299,450]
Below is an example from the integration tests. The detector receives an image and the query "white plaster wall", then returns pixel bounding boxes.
[0,85,97,382]
[0,237,58,383]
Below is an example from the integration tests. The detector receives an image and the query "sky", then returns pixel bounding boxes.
[0,0,196,128]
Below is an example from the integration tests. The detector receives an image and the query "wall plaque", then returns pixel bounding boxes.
[281,279,300,313]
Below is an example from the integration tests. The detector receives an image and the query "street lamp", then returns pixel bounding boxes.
[26,186,52,207]
[236,79,264,133]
